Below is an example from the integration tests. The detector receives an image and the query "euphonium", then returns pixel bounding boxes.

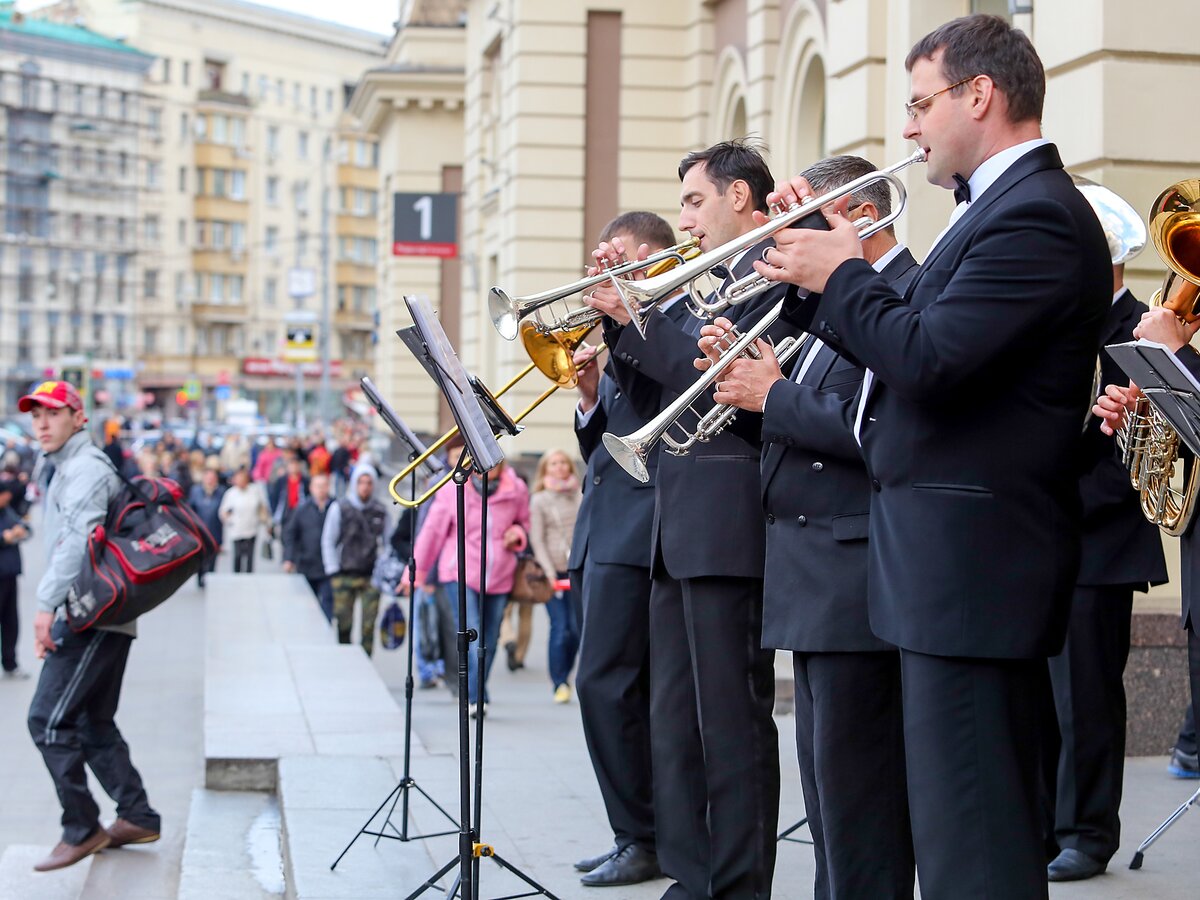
[1114,178,1200,535]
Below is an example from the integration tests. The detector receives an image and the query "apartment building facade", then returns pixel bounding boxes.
[66,0,387,421]
[0,1,155,409]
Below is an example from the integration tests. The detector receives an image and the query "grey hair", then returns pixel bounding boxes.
[800,155,893,232]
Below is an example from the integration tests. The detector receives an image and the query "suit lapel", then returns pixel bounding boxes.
[914,143,1065,283]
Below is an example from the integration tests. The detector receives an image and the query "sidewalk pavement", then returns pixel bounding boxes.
[1,513,1198,899]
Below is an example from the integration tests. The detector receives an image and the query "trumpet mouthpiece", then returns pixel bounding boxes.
[489,287,519,341]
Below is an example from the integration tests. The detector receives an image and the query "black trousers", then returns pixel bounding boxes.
[650,573,778,899]
[901,650,1046,900]
[233,537,255,573]
[1190,624,1200,761]
[305,574,333,622]
[27,619,159,844]
[574,559,655,853]
[1044,584,1133,862]
[0,575,18,671]
[793,650,914,900]
[1177,704,1196,756]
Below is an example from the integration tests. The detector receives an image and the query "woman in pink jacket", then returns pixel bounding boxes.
[412,461,530,715]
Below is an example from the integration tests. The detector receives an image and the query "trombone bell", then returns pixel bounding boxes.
[520,320,595,388]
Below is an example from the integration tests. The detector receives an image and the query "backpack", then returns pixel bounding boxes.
[66,469,219,632]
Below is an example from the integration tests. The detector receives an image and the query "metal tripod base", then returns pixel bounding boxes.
[1129,783,1200,869]
[405,846,561,900]
[330,776,460,870]
[777,816,812,845]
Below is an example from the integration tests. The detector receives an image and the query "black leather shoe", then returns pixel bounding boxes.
[580,843,662,887]
[573,845,617,873]
[1047,848,1106,882]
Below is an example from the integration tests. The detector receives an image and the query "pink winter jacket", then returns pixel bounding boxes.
[413,467,531,594]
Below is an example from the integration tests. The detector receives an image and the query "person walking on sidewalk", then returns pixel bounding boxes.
[529,450,582,704]
[187,466,225,588]
[219,468,268,573]
[21,380,161,873]
[321,463,388,654]
[0,479,31,678]
[284,473,334,621]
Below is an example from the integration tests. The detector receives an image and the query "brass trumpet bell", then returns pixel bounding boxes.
[1149,179,1200,322]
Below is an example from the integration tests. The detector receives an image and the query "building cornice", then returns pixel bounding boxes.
[348,64,464,133]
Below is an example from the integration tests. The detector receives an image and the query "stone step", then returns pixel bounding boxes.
[0,844,93,900]
[177,788,284,900]
[278,755,450,899]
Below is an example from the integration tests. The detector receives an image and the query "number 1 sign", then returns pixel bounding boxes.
[392,192,459,258]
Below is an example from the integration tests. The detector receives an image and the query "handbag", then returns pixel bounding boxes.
[510,553,553,605]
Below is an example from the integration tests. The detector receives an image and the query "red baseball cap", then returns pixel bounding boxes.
[18,380,84,413]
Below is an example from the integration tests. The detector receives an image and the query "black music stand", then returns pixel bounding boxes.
[330,378,457,869]
[777,817,812,845]
[385,296,559,900]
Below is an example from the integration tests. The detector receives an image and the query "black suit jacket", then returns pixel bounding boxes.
[784,143,1112,659]
[758,248,918,652]
[605,237,800,580]
[569,367,661,571]
[1077,288,1168,588]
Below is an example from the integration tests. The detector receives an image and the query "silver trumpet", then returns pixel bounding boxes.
[602,298,801,483]
[606,149,926,322]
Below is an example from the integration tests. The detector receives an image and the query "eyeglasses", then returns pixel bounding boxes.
[904,76,977,121]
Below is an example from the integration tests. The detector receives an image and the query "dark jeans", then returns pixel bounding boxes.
[233,537,255,573]
[546,572,579,689]
[0,575,17,671]
[196,551,217,587]
[305,575,333,622]
[446,583,507,704]
[27,619,159,844]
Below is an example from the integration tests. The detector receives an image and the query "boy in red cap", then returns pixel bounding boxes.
[20,381,162,872]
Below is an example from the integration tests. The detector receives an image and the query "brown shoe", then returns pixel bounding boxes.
[105,818,161,848]
[33,829,110,871]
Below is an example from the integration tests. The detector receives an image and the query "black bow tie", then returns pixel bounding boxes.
[952,173,972,205]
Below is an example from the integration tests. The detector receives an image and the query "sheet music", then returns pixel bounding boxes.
[1106,339,1200,457]
[402,295,506,473]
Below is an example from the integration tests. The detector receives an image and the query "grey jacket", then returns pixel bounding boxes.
[38,429,134,637]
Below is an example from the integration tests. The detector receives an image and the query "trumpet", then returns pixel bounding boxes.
[489,237,701,341]
[602,299,790,483]
[606,149,926,321]
[492,238,702,387]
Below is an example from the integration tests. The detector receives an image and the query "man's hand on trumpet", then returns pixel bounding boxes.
[1134,306,1200,353]
[694,316,784,413]
[751,179,861,294]
[1093,382,1142,436]
[583,236,650,326]
[573,344,604,412]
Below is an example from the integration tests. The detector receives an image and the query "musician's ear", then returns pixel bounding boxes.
[728,179,752,214]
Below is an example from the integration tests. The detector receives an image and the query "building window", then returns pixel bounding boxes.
[96,149,107,176]
[148,106,162,133]
[326,88,333,112]
[144,215,159,242]
[205,59,224,91]
[265,277,277,306]
[275,78,284,104]
[118,151,129,177]
[178,219,186,244]
[180,111,189,141]
[265,226,279,254]
[266,176,279,205]
[182,60,190,86]
[162,58,171,84]
[147,161,161,189]
[297,231,308,257]
[96,216,107,242]
[298,131,308,160]
[119,92,129,120]
[267,125,279,157]
[116,217,127,244]
[144,327,158,354]
[293,82,301,108]
[309,85,317,110]
[144,269,159,298]
[293,180,308,212]
[179,166,187,192]
[93,313,104,343]
[195,220,208,247]
[230,170,246,200]
[73,84,84,114]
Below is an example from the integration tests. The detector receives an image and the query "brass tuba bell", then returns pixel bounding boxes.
[1116,178,1200,535]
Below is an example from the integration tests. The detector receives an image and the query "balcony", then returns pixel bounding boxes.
[191,302,249,324]
[334,308,374,331]
[197,90,252,109]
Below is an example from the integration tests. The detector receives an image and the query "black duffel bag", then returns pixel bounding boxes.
[66,469,218,631]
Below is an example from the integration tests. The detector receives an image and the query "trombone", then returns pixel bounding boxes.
[387,348,605,509]
[606,149,926,321]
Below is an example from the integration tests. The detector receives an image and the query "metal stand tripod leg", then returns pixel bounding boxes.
[1129,783,1200,869]
[331,465,458,872]
[777,817,812,844]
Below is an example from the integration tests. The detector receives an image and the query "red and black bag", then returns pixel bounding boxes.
[66,470,218,631]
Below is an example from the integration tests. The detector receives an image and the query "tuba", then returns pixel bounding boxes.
[1115,179,1200,535]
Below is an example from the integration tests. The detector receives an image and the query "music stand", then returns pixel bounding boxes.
[1108,339,1200,868]
[330,378,456,868]
[384,296,558,900]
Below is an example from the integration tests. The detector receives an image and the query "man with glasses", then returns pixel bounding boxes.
[747,15,1112,898]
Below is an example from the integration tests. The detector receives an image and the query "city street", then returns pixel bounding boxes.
[0,522,1197,899]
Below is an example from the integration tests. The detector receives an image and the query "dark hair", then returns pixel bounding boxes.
[801,155,894,233]
[905,15,1044,123]
[599,211,676,250]
[678,139,774,214]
